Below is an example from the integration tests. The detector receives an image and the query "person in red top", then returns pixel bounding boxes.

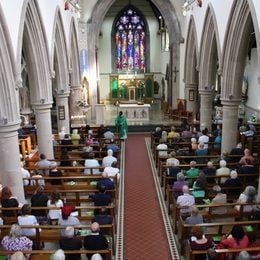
[217,225,249,260]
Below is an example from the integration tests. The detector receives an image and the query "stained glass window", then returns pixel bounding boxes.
[114,8,146,72]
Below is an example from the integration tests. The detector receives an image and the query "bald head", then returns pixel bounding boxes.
[91,222,100,233]
[182,185,189,194]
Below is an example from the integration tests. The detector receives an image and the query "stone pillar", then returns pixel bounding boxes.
[0,123,25,202]
[33,104,54,159]
[185,83,198,120]
[56,92,70,133]
[199,89,213,132]
[221,100,240,153]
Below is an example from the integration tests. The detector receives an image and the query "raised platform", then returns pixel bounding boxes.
[119,103,151,124]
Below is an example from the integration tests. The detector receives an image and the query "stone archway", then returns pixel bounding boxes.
[184,15,199,118]
[198,4,222,131]
[0,3,25,201]
[221,1,255,152]
[17,0,53,158]
[86,0,182,111]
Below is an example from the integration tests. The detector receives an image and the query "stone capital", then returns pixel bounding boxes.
[31,103,53,111]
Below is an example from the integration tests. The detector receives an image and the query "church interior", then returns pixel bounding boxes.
[0,0,260,259]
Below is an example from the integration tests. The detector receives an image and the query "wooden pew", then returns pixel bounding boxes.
[0,205,116,230]
[185,243,260,260]
[0,250,112,260]
[178,218,260,242]
[0,224,115,255]
[171,201,260,232]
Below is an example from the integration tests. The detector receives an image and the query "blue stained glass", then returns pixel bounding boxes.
[114,8,146,72]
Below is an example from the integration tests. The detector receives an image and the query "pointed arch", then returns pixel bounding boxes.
[111,5,150,73]
[69,18,80,87]
[221,0,253,99]
[51,7,69,92]
[0,4,19,124]
[199,4,222,89]
[16,0,52,105]
[184,15,199,84]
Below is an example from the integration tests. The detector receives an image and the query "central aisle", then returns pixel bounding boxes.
[123,133,172,259]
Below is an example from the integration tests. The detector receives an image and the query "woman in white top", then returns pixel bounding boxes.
[235,186,256,212]
[47,192,64,220]
[84,152,100,175]
[18,204,38,236]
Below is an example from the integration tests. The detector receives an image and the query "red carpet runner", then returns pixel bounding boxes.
[124,134,172,259]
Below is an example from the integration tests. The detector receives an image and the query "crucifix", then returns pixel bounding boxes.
[173,66,179,82]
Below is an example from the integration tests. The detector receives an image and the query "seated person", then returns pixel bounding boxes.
[96,172,115,190]
[59,148,72,166]
[47,191,64,221]
[103,128,114,141]
[216,159,230,184]
[223,170,242,196]
[59,226,82,260]
[35,153,52,175]
[203,161,216,184]
[1,187,19,217]
[84,152,100,175]
[172,172,189,199]
[198,130,209,149]
[83,222,108,260]
[177,185,195,215]
[21,162,30,186]
[60,134,72,148]
[93,207,113,235]
[192,172,207,198]
[239,148,254,165]
[189,226,213,260]
[235,185,256,212]
[82,140,93,153]
[18,204,39,236]
[153,127,162,138]
[190,138,198,154]
[30,186,48,220]
[156,138,168,156]
[103,161,120,181]
[186,161,200,186]
[97,124,106,138]
[102,149,117,167]
[210,185,227,214]
[107,139,120,152]
[229,142,244,162]
[58,205,81,236]
[71,129,80,145]
[167,126,180,139]
[166,151,180,168]
[217,224,249,251]
[49,162,62,185]
[185,205,203,224]
[213,131,222,150]
[194,142,208,163]
[90,186,112,211]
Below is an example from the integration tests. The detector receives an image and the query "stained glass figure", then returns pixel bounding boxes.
[114,7,146,72]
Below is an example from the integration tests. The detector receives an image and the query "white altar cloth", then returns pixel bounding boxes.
[119,104,150,123]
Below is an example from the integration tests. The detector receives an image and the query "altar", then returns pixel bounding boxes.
[119,103,150,124]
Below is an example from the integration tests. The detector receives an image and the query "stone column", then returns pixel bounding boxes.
[56,92,70,133]
[199,89,213,132]
[221,100,240,153]
[0,123,25,202]
[33,104,54,159]
[185,83,198,120]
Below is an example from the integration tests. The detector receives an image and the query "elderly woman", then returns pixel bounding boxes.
[239,148,254,165]
[216,159,230,184]
[186,161,200,186]
[185,205,203,224]
[1,187,19,217]
[172,172,189,199]
[1,224,33,257]
[167,157,181,180]
[210,185,227,214]
[223,170,242,196]
[195,142,208,163]
[235,185,257,212]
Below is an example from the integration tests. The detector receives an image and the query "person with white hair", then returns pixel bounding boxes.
[96,172,115,190]
[102,149,117,167]
[59,226,82,260]
[172,172,189,199]
[1,224,33,253]
[176,185,195,214]
[156,138,168,157]
[223,170,242,196]
[52,249,66,260]
[91,254,103,260]
[216,159,230,183]
[237,251,250,260]
[166,151,180,168]
[235,186,257,212]
[185,205,203,224]
[203,161,216,184]
[103,161,120,181]
[84,152,100,175]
